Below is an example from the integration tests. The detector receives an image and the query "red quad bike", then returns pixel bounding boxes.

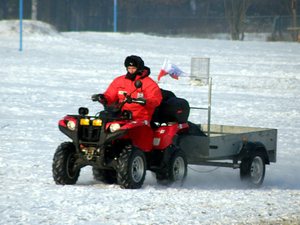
[52,80,191,189]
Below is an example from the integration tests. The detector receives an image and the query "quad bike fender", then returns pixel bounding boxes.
[105,120,148,131]
[126,125,154,151]
[106,120,154,151]
[105,129,128,143]
[58,116,78,141]
[153,123,189,150]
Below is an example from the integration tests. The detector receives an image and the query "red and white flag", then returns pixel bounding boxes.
[157,59,187,81]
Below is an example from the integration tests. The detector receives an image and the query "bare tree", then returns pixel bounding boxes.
[31,0,37,20]
[291,0,297,27]
[224,0,252,40]
[0,0,8,19]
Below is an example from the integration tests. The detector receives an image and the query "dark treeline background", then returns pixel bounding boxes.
[0,0,299,40]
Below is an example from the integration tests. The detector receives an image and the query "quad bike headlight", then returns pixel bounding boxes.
[67,120,76,131]
[109,123,121,132]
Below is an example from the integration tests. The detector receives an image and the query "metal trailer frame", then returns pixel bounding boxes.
[179,124,277,167]
[184,67,277,168]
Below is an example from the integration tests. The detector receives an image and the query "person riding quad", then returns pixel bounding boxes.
[92,55,162,123]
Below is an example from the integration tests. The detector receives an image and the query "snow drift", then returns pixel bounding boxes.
[0,20,58,36]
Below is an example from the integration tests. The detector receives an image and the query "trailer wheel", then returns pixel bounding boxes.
[52,142,80,185]
[156,149,187,186]
[240,151,265,187]
[116,145,146,189]
[92,168,117,184]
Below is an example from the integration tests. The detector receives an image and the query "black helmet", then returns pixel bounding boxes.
[124,55,144,71]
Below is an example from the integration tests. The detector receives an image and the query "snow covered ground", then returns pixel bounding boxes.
[1,20,300,225]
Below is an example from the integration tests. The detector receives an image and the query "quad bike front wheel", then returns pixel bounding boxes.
[52,142,80,185]
[116,145,146,189]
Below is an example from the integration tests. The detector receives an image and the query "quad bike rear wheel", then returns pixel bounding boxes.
[156,147,187,186]
[116,145,146,189]
[52,142,80,185]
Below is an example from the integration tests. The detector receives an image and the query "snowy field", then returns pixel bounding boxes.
[1,20,300,224]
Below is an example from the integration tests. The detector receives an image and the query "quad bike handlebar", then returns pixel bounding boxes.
[91,93,146,108]
[123,94,146,106]
[91,79,145,113]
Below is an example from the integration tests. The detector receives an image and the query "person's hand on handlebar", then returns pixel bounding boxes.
[91,94,107,104]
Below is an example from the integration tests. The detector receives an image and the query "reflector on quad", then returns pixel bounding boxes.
[92,119,102,126]
[80,118,90,126]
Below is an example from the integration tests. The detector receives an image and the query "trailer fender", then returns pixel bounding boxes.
[238,142,270,164]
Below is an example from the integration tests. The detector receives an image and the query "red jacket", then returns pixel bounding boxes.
[103,69,162,122]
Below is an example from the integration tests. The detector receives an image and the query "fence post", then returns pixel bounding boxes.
[113,0,118,32]
[19,0,23,51]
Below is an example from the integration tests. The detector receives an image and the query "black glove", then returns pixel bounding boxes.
[91,94,107,104]
[91,94,100,101]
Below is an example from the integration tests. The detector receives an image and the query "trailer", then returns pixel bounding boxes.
[177,64,277,187]
[178,124,277,186]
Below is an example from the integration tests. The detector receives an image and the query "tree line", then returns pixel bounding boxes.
[0,0,298,40]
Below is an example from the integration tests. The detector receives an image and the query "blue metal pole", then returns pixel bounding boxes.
[113,0,117,32]
[19,0,23,51]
